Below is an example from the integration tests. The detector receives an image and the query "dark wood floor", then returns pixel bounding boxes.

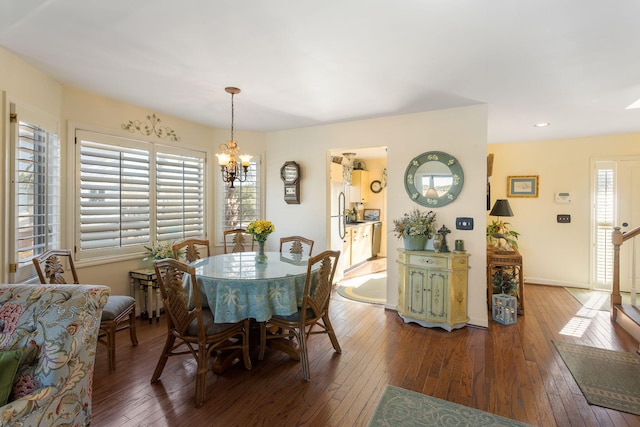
[92,260,640,426]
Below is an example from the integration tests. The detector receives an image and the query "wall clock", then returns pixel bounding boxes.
[370,180,383,194]
[280,161,301,204]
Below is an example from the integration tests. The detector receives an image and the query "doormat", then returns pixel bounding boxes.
[337,272,386,305]
[564,287,631,312]
[368,385,533,426]
[553,340,640,415]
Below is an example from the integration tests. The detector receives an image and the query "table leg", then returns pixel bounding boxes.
[146,280,153,324]
[155,285,161,322]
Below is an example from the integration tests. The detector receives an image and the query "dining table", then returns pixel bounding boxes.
[184,251,314,324]
[183,251,316,370]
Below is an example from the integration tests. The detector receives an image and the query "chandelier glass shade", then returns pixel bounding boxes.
[216,87,251,188]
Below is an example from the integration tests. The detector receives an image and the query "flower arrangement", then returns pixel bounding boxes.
[392,208,436,239]
[486,219,519,250]
[247,220,275,242]
[144,241,180,260]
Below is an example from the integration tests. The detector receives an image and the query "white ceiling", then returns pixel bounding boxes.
[2,0,640,144]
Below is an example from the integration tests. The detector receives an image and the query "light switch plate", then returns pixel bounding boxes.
[557,214,571,223]
[456,217,474,230]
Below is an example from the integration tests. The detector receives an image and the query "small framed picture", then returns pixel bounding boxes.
[507,175,538,198]
[364,209,381,221]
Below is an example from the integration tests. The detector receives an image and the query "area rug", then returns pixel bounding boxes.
[337,272,386,305]
[564,287,631,312]
[368,385,533,426]
[553,340,640,415]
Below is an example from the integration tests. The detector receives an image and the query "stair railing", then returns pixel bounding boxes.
[611,225,640,320]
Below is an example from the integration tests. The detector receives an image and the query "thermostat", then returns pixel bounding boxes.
[555,192,572,204]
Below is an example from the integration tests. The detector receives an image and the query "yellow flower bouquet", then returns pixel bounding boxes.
[247,220,275,242]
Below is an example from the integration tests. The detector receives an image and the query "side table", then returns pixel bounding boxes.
[487,250,524,315]
[129,268,160,323]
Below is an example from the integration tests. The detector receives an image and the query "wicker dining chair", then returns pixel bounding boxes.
[32,249,138,373]
[259,250,341,381]
[279,236,314,256]
[152,258,252,407]
[172,238,210,263]
[223,228,255,253]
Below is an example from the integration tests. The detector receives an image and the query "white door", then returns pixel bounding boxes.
[617,159,640,292]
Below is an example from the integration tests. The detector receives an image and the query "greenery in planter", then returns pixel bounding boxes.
[492,268,518,295]
[393,208,436,239]
[486,219,519,250]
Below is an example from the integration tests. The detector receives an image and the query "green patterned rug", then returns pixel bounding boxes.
[337,273,386,305]
[368,385,533,426]
[553,341,640,415]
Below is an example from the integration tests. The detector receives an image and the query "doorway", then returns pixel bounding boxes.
[327,147,388,285]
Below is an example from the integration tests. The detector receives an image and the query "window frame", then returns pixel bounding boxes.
[73,127,207,264]
[7,101,61,283]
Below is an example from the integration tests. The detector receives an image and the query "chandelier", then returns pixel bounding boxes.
[216,87,252,188]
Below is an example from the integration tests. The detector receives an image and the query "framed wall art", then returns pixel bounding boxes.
[364,209,381,221]
[507,175,538,198]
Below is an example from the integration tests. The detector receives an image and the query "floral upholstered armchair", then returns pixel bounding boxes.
[0,284,109,426]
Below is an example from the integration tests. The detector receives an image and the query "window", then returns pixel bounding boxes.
[75,130,206,261]
[9,103,61,282]
[216,159,260,242]
[593,161,615,289]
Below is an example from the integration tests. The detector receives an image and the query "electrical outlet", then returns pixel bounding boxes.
[456,217,474,230]
[557,214,571,223]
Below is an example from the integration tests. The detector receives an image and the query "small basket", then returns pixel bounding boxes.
[492,294,517,325]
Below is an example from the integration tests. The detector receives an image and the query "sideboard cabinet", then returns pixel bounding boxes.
[396,249,470,331]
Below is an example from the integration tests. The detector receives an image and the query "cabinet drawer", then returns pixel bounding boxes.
[407,254,448,269]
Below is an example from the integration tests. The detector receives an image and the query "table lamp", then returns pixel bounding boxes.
[489,199,515,253]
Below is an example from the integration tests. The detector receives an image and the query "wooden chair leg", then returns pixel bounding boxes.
[151,334,175,383]
[107,326,116,373]
[242,320,252,369]
[322,315,342,353]
[129,309,138,345]
[258,322,266,360]
[298,329,310,381]
[195,345,208,407]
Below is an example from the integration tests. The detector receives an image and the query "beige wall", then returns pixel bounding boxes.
[265,105,490,327]
[489,133,640,288]
[2,44,490,327]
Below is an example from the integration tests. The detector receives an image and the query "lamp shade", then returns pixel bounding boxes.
[489,199,514,217]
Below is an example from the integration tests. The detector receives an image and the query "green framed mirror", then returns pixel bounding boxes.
[404,151,464,207]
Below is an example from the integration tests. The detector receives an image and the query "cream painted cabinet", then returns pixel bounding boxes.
[330,162,343,183]
[342,228,352,270]
[351,223,372,266]
[349,170,370,203]
[396,249,469,331]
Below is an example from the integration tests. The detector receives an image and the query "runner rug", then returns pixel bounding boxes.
[336,272,386,305]
[553,340,640,415]
[368,385,533,426]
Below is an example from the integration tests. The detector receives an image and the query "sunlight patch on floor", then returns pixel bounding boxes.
[340,272,386,288]
[560,316,592,337]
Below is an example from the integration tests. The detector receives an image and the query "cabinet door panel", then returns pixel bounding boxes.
[427,271,448,321]
[407,268,428,319]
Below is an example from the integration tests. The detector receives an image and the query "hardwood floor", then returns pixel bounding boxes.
[92,260,640,426]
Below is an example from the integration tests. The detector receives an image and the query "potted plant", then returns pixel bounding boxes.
[393,208,436,250]
[486,219,519,252]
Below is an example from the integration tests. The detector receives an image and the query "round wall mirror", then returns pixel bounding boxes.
[404,151,464,207]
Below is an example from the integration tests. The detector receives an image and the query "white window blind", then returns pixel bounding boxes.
[78,138,151,256]
[594,162,615,287]
[156,150,205,242]
[9,103,61,282]
[75,130,207,261]
[217,159,260,240]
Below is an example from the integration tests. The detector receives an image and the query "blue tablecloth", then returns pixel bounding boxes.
[183,252,313,323]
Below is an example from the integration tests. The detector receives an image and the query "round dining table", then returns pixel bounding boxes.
[184,251,313,323]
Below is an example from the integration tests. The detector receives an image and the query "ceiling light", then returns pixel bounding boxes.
[626,98,640,109]
[534,122,550,127]
[216,87,252,188]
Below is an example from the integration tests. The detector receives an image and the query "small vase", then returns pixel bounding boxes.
[256,240,268,264]
[403,235,427,251]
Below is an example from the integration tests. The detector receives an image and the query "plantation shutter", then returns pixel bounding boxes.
[156,148,205,242]
[593,161,614,287]
[9,103,61,282]
[76,131,151,259]
[220,159,260,231]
